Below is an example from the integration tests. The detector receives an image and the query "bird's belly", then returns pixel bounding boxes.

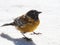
[16,21,40,32]
[18,26,36,32]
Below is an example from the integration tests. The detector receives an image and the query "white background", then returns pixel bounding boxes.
[0,0,60,45]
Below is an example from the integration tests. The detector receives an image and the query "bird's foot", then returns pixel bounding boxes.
[23,37,32,41]
[31,32,42,35]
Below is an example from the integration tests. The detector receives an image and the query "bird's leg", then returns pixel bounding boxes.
[31,32,42,35]
[21,32,26,37]
[21,32,32,41]
[33,32,42,35]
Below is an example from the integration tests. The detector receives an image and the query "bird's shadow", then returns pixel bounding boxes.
[0,33,36,45]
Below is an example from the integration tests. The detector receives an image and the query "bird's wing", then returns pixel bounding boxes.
[14,15,28,26]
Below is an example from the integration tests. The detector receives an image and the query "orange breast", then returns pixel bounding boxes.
[16,20,40,32]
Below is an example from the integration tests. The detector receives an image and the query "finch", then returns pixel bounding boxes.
[1,10,42,40]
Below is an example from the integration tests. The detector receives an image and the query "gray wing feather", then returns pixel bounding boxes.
[14,17,26,26]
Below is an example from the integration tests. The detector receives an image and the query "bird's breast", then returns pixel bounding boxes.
[16,20,40,32]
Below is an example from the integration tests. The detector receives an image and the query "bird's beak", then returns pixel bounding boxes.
[38,11,42,14]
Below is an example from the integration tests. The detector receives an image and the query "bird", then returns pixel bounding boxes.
[1,10,42,40]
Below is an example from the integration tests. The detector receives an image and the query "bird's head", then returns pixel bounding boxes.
[26,10,42,20]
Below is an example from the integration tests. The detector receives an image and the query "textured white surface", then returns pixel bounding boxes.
[0,0,60,45]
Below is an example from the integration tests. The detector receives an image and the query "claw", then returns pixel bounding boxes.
[31,32,42,35]
[23,37,32,41]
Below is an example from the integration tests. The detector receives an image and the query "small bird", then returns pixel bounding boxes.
[1,10,42,40]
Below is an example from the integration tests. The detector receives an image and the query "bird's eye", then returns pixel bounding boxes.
[33,12,35,14]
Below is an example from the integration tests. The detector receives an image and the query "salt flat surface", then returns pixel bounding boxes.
[0,0,60,45]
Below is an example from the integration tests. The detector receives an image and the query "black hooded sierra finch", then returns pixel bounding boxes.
[1,10,42,40]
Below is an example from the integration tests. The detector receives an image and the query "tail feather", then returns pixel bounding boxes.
[1,22,14,27]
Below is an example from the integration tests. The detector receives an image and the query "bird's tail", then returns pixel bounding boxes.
[1,22,14,27]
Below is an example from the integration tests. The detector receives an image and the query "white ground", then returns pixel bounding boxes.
[0,0,60,45]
